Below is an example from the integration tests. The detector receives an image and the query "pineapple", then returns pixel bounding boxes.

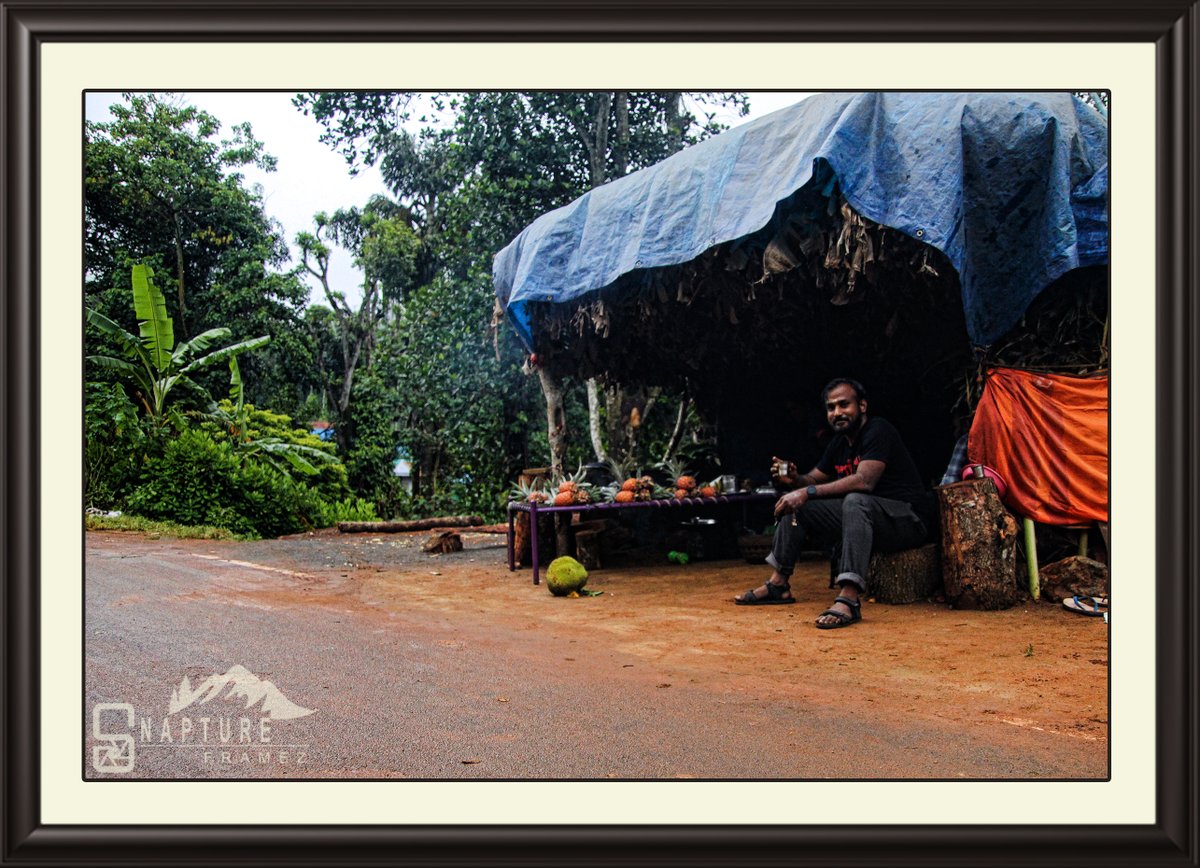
[662,459,696,498]
[614,490,635,503]
[698,478,718,498]
[554,463,586,495]
[510,477,549,504]
[550,463,597,506]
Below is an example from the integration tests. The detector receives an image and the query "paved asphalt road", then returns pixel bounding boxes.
[84,530,1106,781]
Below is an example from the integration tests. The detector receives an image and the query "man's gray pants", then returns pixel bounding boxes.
[765,493,928,594]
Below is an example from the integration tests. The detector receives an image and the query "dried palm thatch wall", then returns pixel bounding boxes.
[524,175,1108,485]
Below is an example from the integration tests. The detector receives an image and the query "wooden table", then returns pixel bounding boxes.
[506,492,776,584]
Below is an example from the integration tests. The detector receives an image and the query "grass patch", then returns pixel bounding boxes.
[85,513,255,541]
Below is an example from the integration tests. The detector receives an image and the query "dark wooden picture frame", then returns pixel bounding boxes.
[3,2,1195,863]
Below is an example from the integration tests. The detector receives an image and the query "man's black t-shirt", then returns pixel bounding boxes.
[815,417,936,531]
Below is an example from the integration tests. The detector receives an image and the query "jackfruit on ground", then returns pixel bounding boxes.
[546,556,588,596]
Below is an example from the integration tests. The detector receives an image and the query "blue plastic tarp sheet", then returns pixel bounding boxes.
[494,92,1108,348]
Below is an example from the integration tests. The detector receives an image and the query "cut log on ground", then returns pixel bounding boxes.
[938,479,1021,610]
[422,531,463,553]
[513,514,532,566]
[574,528,603,570]
[831,543,942,604]
[338,516,483,534]
[1036,556,1109,603]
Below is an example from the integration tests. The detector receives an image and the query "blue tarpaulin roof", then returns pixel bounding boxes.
[494,92,1108,349]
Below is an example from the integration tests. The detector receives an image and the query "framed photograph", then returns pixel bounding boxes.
[4,1,1193,863]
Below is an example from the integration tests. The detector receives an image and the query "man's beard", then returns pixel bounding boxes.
[832,414,864,436]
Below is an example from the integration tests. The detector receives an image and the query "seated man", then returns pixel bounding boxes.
[733,378,936,629]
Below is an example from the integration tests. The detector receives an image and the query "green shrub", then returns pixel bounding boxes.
[85,382,148,509]
[317,496,379,524]
[126,428,330,538]
[198,400,352,504]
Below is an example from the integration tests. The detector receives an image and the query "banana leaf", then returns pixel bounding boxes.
[172,327,233,366]
[130,264,174,372]
[85,309,149,366]
[179,336,270,375]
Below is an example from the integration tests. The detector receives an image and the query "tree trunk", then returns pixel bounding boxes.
[537,367,568,479]
[661,396,691,463]
[937,479,1022,610]
[613,92,630,177]
[338,515,483,533]
[588,93,613,188]
[665,92,685,152]
[585,378,608,463]
[536,368,571,558]
[173,218,189,339]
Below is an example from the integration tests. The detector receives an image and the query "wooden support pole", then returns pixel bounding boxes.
[1023,516,1041,601]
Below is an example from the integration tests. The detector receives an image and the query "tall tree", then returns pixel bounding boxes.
[294,90,746,487]
[295,197,421,452]
[86,93,310,414]
[444,92,747,471]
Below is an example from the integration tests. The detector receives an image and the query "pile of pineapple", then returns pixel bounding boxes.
[510,459,725,508]
[593,459,663,503]
[664,460,718,500]
[547,465,599,506]
[510,477,550,505]
[613,474,660,503]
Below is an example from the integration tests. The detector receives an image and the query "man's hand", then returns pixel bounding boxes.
[773,487,808,518]
[771,456,796,486]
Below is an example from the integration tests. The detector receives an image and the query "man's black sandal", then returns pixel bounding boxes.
[816,595,861,628]
[735,580,796,605]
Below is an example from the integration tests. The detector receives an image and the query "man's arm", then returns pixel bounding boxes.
[771,456,832,489]
[774,460,885,517]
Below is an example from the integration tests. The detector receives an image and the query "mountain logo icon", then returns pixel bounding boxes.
[168,665,315,720]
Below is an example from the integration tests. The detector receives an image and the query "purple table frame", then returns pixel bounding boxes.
[506,492,776,584]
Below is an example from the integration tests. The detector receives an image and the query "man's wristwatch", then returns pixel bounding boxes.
[806,485,818,498]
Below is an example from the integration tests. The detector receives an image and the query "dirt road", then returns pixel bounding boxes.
[84,528,1108,780]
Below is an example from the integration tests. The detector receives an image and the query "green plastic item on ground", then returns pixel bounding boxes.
[667,551,690,565]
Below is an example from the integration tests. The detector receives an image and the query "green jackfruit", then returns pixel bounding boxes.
[546,556,588,596]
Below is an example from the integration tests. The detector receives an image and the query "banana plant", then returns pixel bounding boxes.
[85,264,270,426]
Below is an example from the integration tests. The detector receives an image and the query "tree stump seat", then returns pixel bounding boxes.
[829,543,943,604]
[573,528,604,570]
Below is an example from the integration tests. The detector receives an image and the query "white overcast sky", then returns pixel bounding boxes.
[85,91,814,307]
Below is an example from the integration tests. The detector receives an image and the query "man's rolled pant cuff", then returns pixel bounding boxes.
[834,571,867,594]
[765,553,793,578]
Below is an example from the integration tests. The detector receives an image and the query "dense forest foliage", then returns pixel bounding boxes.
[85,92,748,534]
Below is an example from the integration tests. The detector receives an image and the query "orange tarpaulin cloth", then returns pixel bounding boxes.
[969,368,1108,526]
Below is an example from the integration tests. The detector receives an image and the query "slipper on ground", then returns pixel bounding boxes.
[1062,595,1108,616]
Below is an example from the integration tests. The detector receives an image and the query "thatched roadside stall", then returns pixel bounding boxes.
[493,92,1109,499]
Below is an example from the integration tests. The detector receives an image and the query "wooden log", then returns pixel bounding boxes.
[1036,556,1109,603]
[422,531,463,553]
[573,528,603,570]
[338,516,483,534]
[513,513,531,566]
[828,543,942,603]
[937,479,1021,610]
[869,544,943,604]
